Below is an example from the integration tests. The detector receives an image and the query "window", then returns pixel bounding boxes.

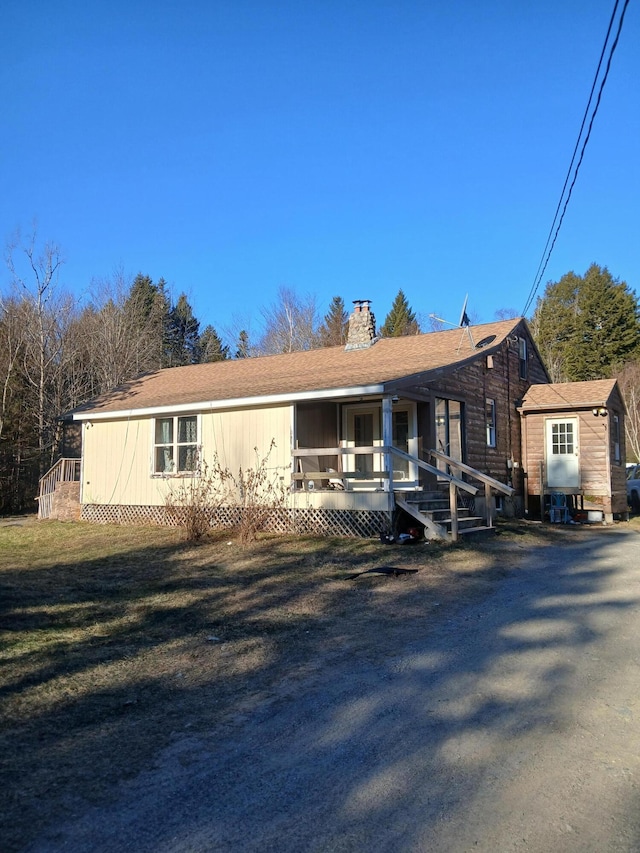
[613,413,621,463]
[392,409,410,479]
[435,398,465,475]
[353,412,374,475]
[154,416,199,474]
[486,399,496,448]
[518,337,527,379]
[551,421,574,455]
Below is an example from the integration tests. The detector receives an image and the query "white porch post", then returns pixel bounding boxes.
[289,404,297,492]
[382,395,393,493]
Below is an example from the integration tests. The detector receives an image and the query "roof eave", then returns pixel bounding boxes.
[71,383,387,421]
[518,398,614,414]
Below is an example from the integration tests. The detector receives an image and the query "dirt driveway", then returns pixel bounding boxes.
[27,526,640,852]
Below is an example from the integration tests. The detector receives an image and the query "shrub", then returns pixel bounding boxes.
[166,440,286,544]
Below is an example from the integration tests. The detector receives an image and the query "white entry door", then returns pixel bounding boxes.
[343,405,382,486]
[343,402,418,488]
[546,418,579,488]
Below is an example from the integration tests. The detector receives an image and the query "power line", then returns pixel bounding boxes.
[522,0,631,317]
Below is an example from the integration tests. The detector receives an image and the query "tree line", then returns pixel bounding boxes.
[0,232,423,512]
[530,262,640,462]
[2,231,639,514]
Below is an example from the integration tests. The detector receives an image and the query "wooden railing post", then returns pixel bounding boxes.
[485,481,493,528]
[449,480,458,542]
[381,397,393,492]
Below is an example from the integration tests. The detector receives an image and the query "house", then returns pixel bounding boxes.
[42,302,550,539]
[518,379,627,522]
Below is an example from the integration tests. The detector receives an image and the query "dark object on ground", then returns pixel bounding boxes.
[347,566,419,580]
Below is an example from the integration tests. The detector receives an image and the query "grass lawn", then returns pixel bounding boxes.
[0,516,606,852]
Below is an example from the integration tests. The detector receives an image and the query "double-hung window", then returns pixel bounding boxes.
[486,399,497,448]
[154,415,199,474]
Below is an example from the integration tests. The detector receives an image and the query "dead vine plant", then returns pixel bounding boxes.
[166,440,287,544]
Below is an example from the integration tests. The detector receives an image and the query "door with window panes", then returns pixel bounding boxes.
[545,418,579,488]
[435,398,464,476]
[391,404,418,485]
[343,406,381,485]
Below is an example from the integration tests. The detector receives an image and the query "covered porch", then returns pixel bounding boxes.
[291,394,513,541]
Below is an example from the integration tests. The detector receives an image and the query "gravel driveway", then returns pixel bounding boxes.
[29,527,640,852]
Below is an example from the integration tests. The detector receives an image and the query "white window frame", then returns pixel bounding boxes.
[152,414,201,476]
[486,398,497,448]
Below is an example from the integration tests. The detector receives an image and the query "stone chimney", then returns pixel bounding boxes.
[345,299,377,351]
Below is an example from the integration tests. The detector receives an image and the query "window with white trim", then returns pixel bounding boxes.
[154,416,199,474]
[486,398,496,448]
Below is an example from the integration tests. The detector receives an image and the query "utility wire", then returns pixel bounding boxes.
[525,0,620,307]
[522,0,630,317]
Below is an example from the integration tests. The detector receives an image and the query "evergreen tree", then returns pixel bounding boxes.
[235,330,250,359]
[318,295,348,347]
[380,289,420,337]
[125,274,156,318]
[124,273,171,372]
[165,293,201,366]
[198,325,229,362]
[531,264,640,382]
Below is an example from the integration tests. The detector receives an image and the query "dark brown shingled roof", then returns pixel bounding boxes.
[72,318,524,417]
[519,379,618,411]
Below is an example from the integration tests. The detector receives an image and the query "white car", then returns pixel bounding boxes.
[626,464,640,513]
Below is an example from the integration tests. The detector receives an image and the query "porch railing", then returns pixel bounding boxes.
[429,449,515,536]
[292,445,514,541]
[291,446,393,489]
[36,458,81,519]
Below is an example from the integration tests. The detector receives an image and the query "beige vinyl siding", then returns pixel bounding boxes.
[81,405,292,507]
[291,489,393,512]
[203,406,290,477]
[81,417,161,506]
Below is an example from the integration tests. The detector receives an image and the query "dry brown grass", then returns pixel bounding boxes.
[0,516,605,852]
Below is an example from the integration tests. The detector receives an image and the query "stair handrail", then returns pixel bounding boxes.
[36,457,81,519]
[430,449,515,532]
[429,450,515,497]
[389,446,477,495]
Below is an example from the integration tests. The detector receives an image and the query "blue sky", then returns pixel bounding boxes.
[2,0,638,345]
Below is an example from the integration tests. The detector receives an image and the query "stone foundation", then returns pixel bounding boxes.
[51,482,81,522]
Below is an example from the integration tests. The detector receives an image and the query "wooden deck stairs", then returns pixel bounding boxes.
[392,448,516,542]
[36,458,81,520]
[395,489,491,540]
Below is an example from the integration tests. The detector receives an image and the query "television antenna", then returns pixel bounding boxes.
[429,295,475,350]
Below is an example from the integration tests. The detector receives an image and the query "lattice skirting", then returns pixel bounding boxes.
[81,504,391,538]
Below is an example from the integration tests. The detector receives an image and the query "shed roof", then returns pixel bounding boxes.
[519,379,619,412]
[71,318,525,419]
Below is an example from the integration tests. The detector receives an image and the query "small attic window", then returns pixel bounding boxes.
[475,335,496,349]
[518,337,528,379]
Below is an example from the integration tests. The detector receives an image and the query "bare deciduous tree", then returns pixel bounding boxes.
[257,286,319,354]
[494,307,519,320]
[6,230,67,473]
[614,360,640,462]
[0,296,26,443]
